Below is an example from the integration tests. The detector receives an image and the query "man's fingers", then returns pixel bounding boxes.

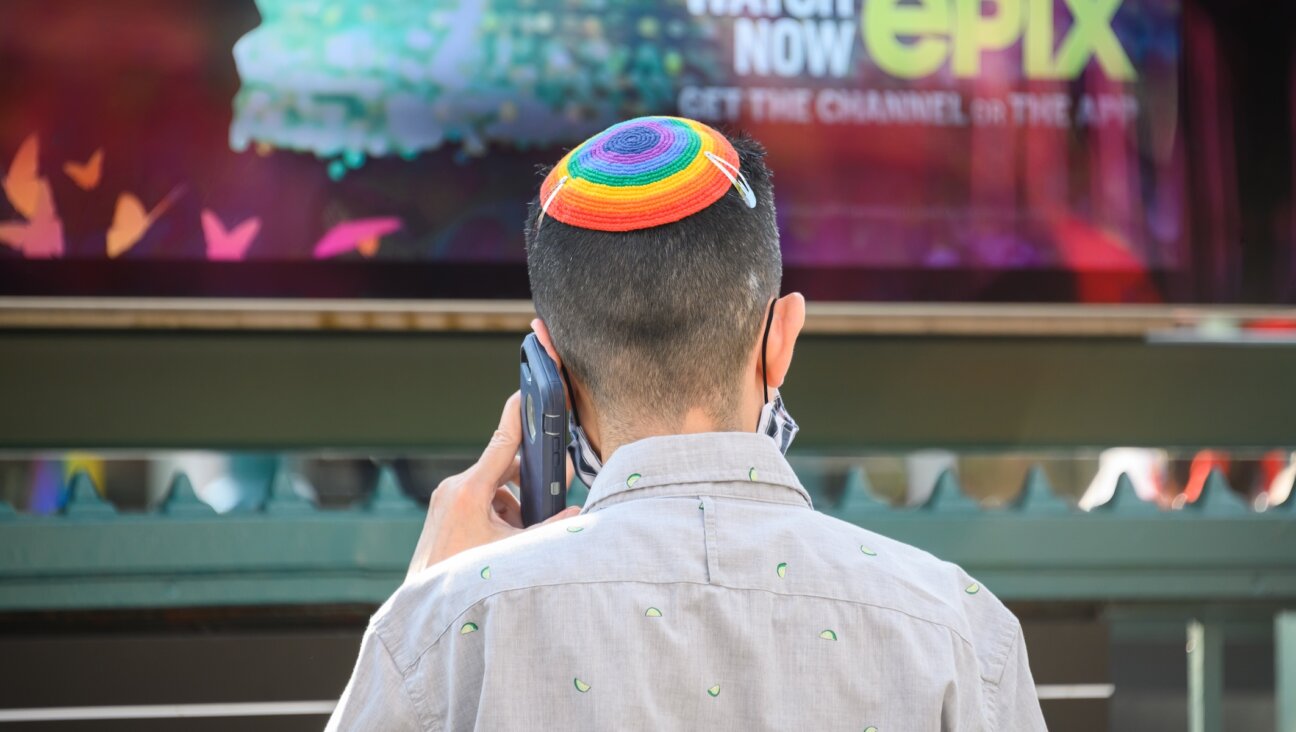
[501,456,522,489]
[469,392,524,485]
[534,506,581,528]
[491,485,524,530]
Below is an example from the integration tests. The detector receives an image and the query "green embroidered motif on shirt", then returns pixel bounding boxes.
[776,562,788,578]
[573,678,591,693]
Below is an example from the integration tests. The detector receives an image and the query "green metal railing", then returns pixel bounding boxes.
[2,453,1295,730]
[3,454,1294,609]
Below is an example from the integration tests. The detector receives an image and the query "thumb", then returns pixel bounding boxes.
[469,392,524,486]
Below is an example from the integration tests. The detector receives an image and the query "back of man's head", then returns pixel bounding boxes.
[524,118,781,431]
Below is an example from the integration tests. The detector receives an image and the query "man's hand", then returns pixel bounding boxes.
[406,392,581,580]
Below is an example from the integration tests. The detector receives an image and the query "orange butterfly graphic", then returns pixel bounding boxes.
[3,134,44,220]
[63,149,104,190]
[107,187,183,258]
[201,209,261,261]
[356,235,380,258]
[0,134,64,258]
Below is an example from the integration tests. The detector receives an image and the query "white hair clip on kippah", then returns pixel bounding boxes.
[537,174,569,229]
[703,151,757,209]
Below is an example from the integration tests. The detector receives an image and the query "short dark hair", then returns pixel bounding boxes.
[525,132,781,429]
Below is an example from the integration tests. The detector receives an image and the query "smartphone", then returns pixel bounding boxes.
[519,333,568,526]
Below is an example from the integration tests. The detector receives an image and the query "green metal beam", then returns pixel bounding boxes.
[2,331,1295,450]
[3,509,1296,611]
[1187,619,1224,732]
[1278,611,1296,732]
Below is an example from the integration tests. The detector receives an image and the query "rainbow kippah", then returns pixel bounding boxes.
[539,116,754,232]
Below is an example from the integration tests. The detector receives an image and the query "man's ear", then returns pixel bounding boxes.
[533,318,583,417]
[531,318,563,369]
[763,293,805,389]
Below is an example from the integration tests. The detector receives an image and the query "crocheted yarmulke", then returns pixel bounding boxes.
[539,116,745,232]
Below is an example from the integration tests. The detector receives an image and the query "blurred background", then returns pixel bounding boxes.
[0,0,1294,730]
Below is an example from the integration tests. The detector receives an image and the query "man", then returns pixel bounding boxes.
[328,117,1047,730]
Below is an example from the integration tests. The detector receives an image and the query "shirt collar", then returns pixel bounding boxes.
[581,431,813,513]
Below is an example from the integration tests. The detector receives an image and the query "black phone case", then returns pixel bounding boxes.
[519,334,569,526]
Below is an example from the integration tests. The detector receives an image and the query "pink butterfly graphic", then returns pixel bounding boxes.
[0,178,63,258]
[312,217,401,259]
[202,209,261,261]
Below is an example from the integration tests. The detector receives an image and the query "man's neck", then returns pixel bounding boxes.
[592,405,753,462]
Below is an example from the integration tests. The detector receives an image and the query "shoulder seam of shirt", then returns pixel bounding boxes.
[374,624,438,730]
[983,613,1020,685]
[385,577,984,676]
[938,554,1019,686]
[982,622,1023,728]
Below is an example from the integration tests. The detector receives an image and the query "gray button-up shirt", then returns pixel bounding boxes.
[328,432,1047,731]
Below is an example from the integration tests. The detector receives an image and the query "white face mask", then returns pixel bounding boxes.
[565,299,798,489]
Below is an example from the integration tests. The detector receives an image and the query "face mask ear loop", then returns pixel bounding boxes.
[560,363,582,428]
[757,298,777,431]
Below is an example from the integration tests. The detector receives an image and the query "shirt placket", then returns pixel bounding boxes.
[698,494,720,583]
